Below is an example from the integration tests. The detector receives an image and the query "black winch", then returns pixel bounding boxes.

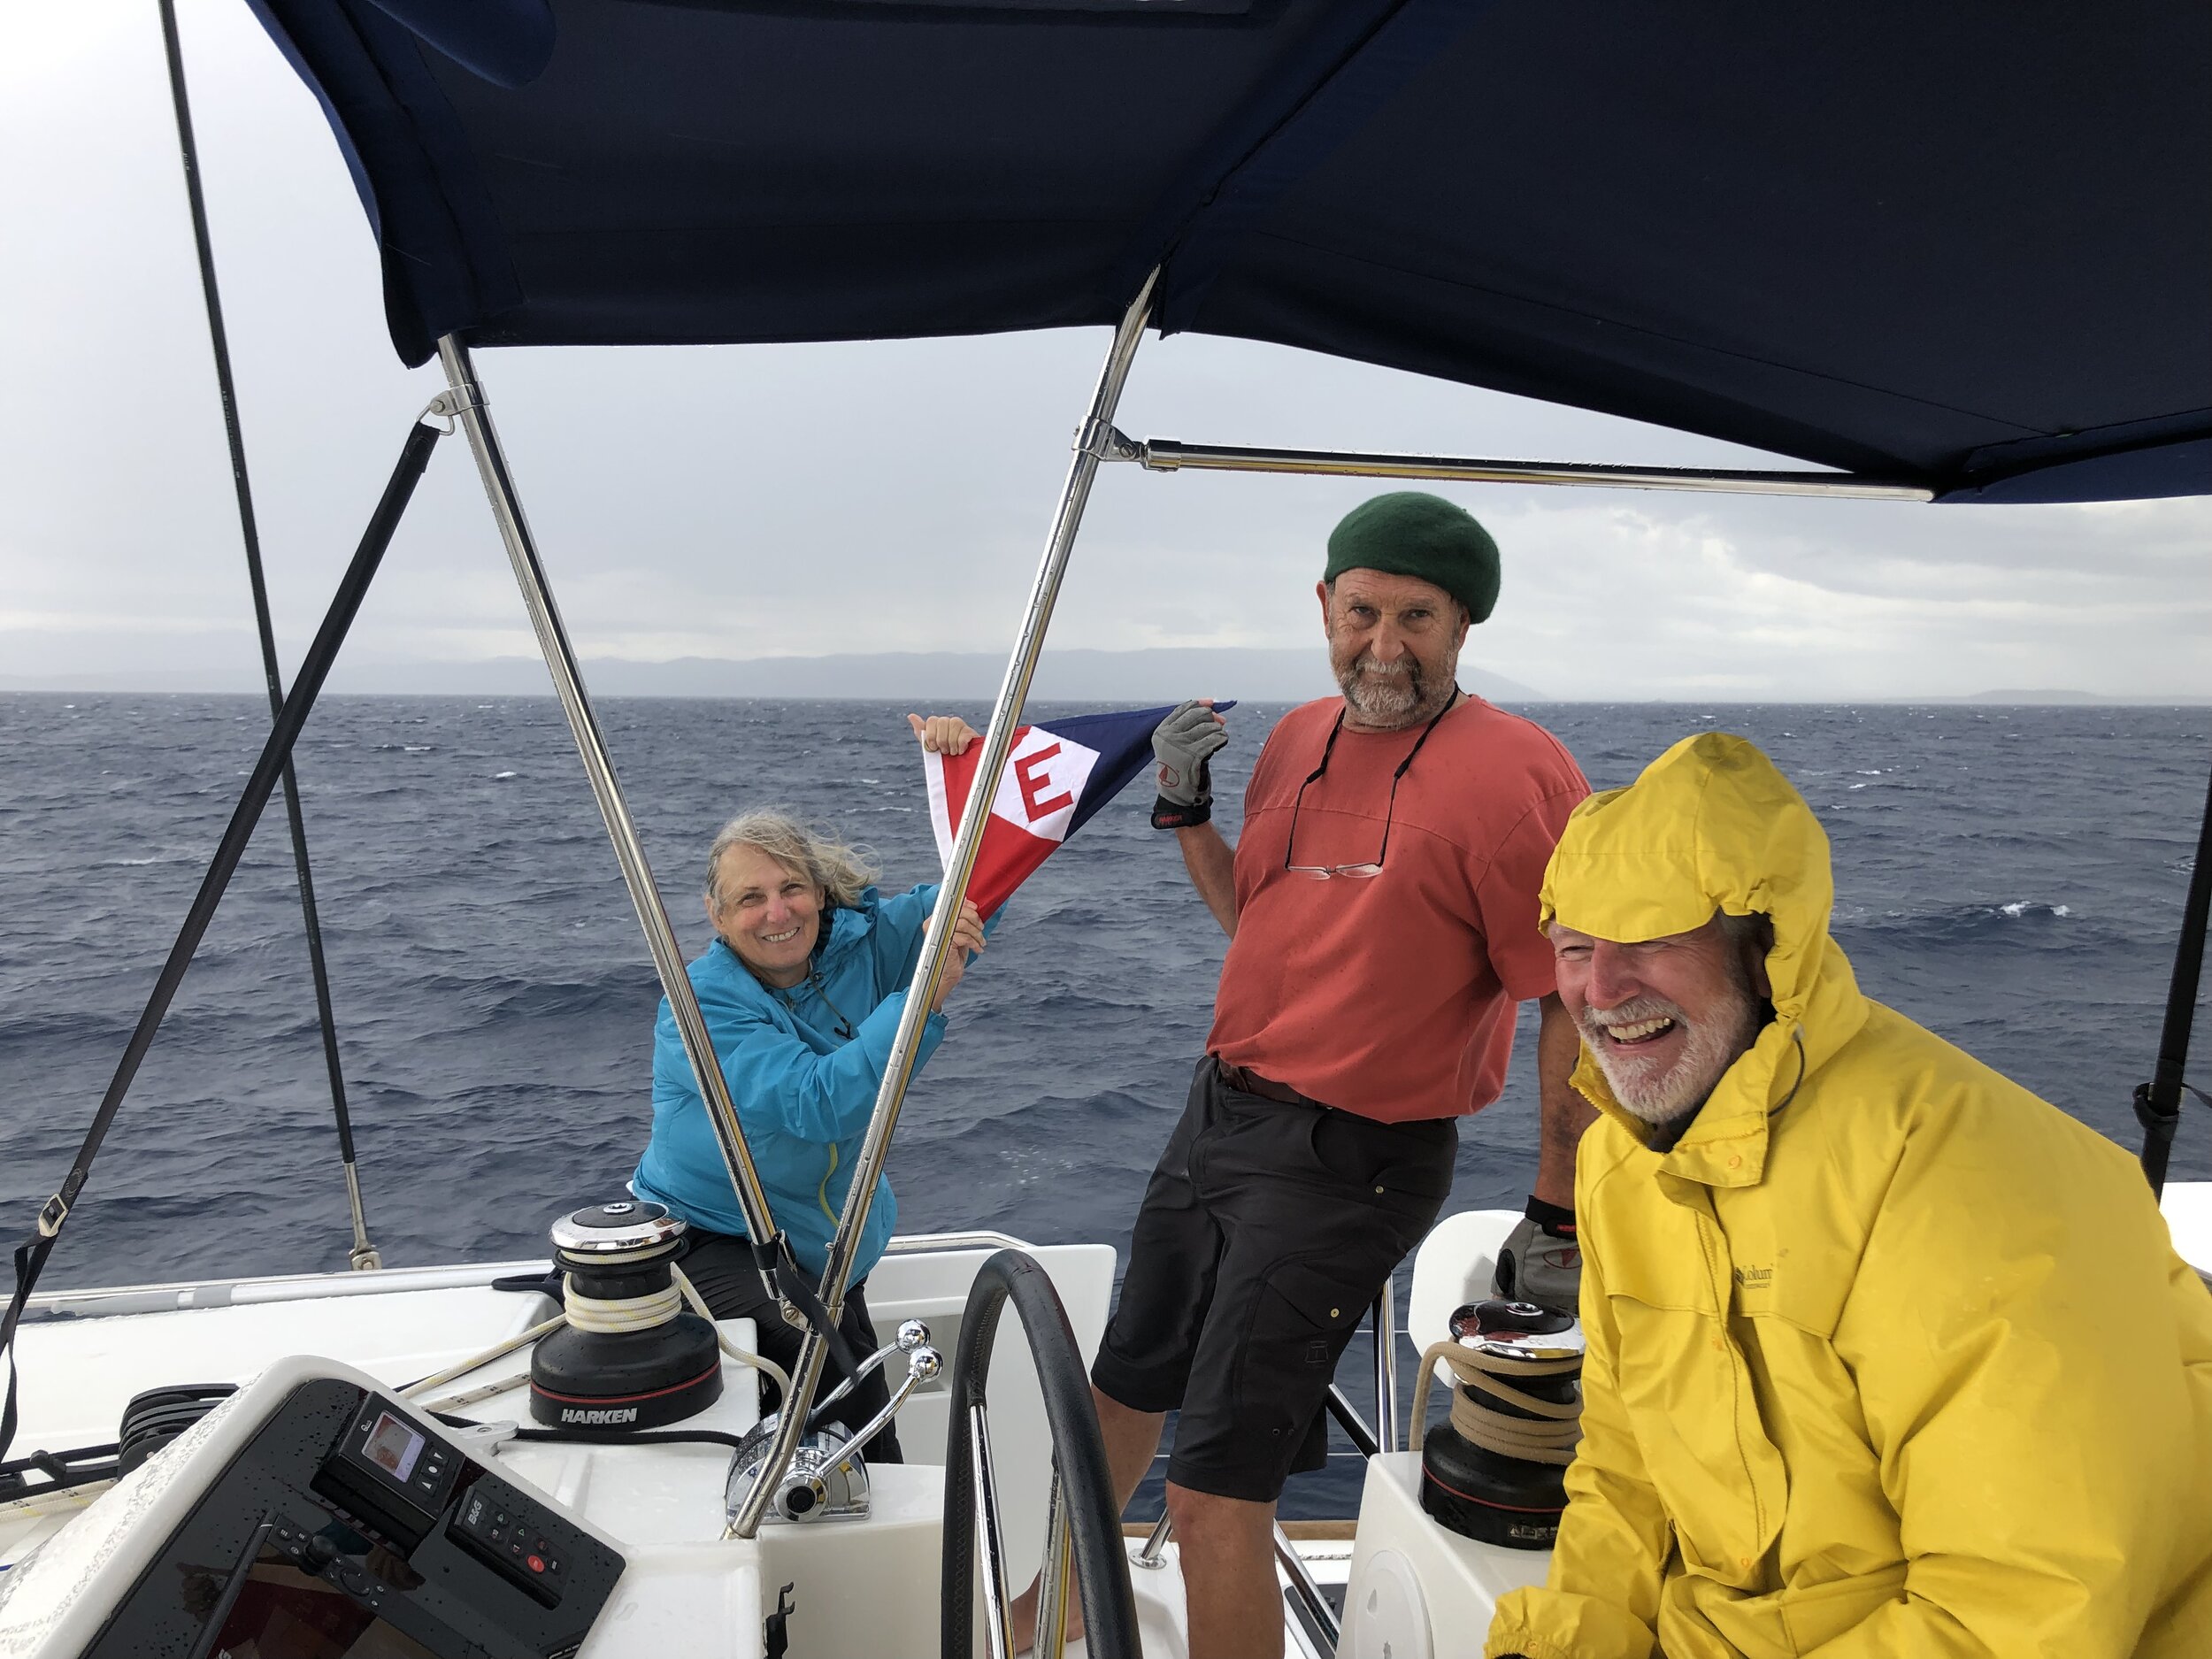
[1414,1298,1586,1550]
[527,1201,723,1430]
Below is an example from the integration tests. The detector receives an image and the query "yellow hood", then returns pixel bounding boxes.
[1539,732,1869,1183]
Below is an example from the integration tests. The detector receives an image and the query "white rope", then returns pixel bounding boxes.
[400,1315,565,1400]
[1409,1340,1583,1465]
[563,1280,682,1333]
[672,1264,793,1397]
[396,1266,791,1408]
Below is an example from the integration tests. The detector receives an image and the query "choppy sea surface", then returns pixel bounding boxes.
[3,694,2207,1517]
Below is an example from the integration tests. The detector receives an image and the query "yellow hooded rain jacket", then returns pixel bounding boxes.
[1486,733,2212,1659]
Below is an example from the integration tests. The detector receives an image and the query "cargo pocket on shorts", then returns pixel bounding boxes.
[1233,1253,1374,1454]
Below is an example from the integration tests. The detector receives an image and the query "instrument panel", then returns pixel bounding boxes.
[79,1377,623,1659]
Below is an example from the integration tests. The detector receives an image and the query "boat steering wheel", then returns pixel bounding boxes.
[941,1249,1140,1659]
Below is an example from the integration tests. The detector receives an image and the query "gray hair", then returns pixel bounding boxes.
[703,810,878,914]
[1718,910,1775,994]
[1718,910,1774,953]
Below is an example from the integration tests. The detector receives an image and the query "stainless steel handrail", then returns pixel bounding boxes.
[1275,1522,1342,1652]
[1372,1281,1400,1454]
[729,269,1161,1537]
[880,1230,1032,1256]
[26,1232,1030,1317]
[23,1259,554,1317]
[434,340,785,1279]
[1115,434,1934,501]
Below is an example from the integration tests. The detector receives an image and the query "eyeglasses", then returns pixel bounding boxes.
[1283,695,1455,879]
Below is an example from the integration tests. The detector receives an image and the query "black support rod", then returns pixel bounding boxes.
[2138,752,2212,1198]
[156,0,377,1269]
[0,418,443,1463]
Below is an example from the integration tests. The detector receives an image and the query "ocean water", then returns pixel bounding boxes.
[3,693,2207,1518]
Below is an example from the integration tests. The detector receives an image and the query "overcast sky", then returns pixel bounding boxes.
[4,4,2208,703]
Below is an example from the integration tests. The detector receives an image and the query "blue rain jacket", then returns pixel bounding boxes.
[633,883,953,1288]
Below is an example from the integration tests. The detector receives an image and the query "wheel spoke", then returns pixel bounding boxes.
[968,1400,1016,1659]
[1035,1469,1073,1659]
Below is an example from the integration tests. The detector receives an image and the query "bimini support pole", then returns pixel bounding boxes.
[730,269,1161,1539]
[433,340,803,1321]
[1106,435,1934,502]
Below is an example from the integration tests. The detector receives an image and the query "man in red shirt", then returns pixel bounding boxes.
[1060,492,1591,1655]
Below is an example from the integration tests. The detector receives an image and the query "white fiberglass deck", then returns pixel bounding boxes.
[5,1191,2208,1659]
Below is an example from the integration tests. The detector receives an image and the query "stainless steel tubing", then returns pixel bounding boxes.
[434,339,781,1254]
[1034,1471,1074,1659]
[1274,1523,1343,1651]
[1122,437,1935,501]
[1132,1509,1173,1570]
[1372,1281,1400,1455]
[729,270,1160,1537]
[971,1402,1018,1659]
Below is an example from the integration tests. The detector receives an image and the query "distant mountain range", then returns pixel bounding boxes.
[3,648,1550,704]
[1939,688,2211,705]
[8,656,2208,704]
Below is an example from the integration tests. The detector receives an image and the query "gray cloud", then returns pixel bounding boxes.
[4,4,2207,703]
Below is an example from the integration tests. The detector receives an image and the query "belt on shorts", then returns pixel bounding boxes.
[1212,1058,1329,1110]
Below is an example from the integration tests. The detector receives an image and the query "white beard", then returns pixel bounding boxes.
[1579,986,1763,1125]
[1336,651,1455,726]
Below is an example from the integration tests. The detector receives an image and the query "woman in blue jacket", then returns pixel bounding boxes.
[633,716,987,1459]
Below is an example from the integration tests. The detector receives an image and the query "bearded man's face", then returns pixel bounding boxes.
[1319,569,1468,731]
[1549,916,1770,1125]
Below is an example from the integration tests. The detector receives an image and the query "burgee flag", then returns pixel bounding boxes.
[922,703,1233,918]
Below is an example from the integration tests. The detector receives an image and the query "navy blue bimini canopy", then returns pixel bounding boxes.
[249,0,2210,503]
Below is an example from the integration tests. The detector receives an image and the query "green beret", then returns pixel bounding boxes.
[1324,491,1500,623]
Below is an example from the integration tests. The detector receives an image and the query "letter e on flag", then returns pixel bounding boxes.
[988,727,1097,844]
[1014,743,1075,821]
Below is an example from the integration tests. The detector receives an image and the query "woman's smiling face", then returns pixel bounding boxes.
[708,842,824,987]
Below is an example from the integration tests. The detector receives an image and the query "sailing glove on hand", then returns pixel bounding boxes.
[1150,701,1228,829]
[1492,1194,1580,1317]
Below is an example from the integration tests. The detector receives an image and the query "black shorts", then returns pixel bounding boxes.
[677,1228,902,1463]
[1090,1056,1455,1502]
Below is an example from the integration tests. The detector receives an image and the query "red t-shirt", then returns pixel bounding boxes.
[1208,695,1588,1123]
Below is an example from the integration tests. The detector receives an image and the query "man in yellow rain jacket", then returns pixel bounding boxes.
[1486,733,2212,1659]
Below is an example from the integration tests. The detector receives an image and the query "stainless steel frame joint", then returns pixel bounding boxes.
[419,388,476,432]
[343,1161,382,1271]
[1076,416,1141,462]
[1081,421,1143,463]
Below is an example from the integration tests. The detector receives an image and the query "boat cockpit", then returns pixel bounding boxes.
[4,4,2208,1656]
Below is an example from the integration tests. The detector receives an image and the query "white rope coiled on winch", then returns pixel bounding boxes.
[399,1263,791,1412]
[1409,1339,1583,1465]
